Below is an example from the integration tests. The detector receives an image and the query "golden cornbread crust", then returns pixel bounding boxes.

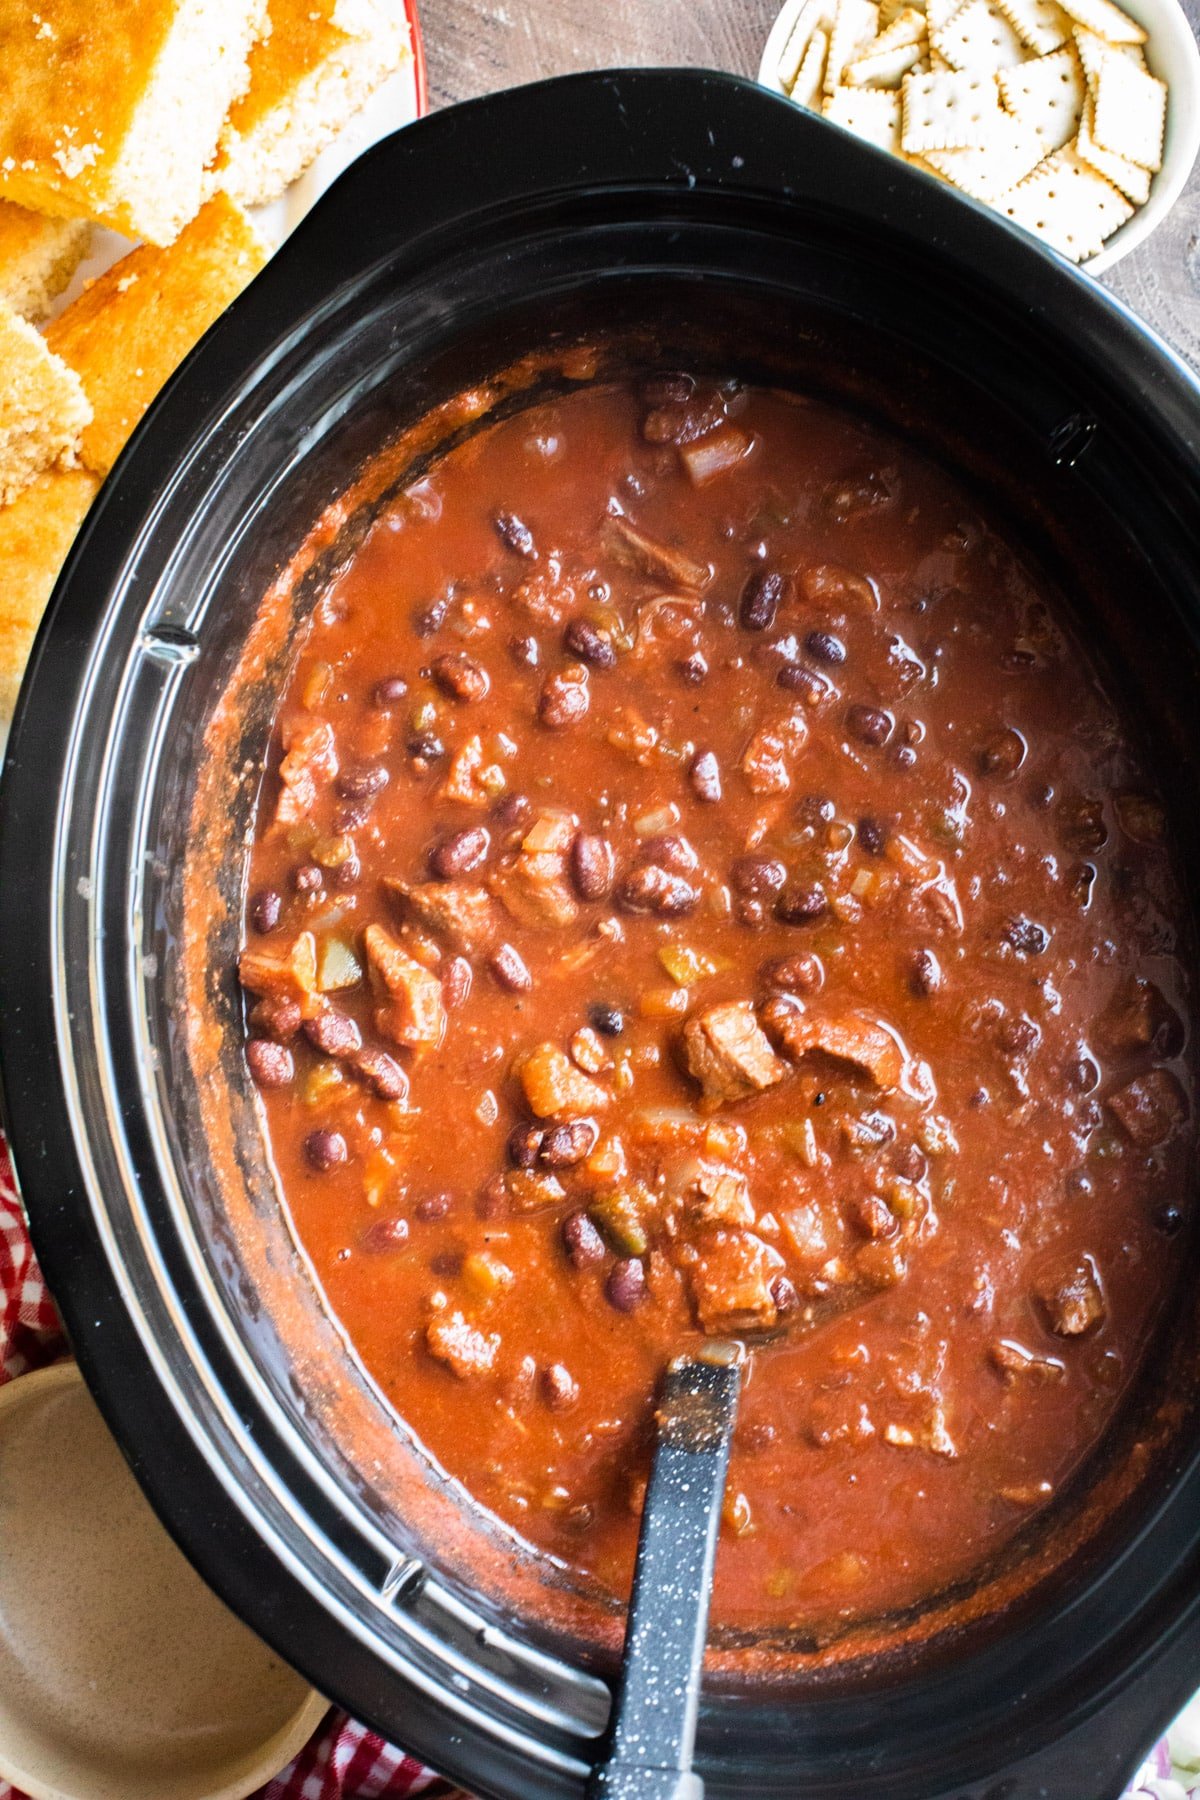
[0,201,91,322]
[0,0,269,244]
[0,303,91,506]
[45,194,267,478]
[215,0,408,208]
[0,465,97,743]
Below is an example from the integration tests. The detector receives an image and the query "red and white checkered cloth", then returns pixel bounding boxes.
[0,1132,459,1800]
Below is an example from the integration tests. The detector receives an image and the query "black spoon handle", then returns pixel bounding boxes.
[586,1347,743,1800]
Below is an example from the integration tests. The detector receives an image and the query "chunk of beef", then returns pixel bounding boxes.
[363,923,447,1053]
[512,564,577,626]
[425,1310,499,1380]
[1096,977,1178,1056]
[601,514,712,592]
[1038,1258,1106,1336]
[274,717,338,827]
[686,1163,755,1229]
[682,1001,788,1106]
[1106,1068,1187,1146]
[740,710,808,795]
[490,811,579,928]
[517,1043,610,1119]
[437,735,501,807]
[763,999,904,1091]
[990,1339,1066,1382]
[238,930,321,1019]
[688,1229,785,1334]
[388,879,499,956]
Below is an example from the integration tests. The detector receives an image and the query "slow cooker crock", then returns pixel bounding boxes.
[2,70,1200,1800]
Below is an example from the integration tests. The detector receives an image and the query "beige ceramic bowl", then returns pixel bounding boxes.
[0,1363,329,1800]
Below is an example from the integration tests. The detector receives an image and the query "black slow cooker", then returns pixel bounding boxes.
[3,71,1200,1800]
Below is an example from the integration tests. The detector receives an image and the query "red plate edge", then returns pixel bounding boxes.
[404,0,430,115]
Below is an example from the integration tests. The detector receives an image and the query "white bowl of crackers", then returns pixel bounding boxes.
[759,0,1200,268]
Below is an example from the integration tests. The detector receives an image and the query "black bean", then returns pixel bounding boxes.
[761,952,824,995]
[413,597,448,637]
[805,630,846,666]
[354,1048,409,1101]
[429,825,490,879]
[541,1119,599,1168]
[770,1274,799,1315]
[303,1011,362,1058]
[571,832,615,900]
[538,666,590,728]
[542,1363,580,1411]
[564,617,617,669]
[247,1039,294,1088]
[490,943,532,992]
[589,1003,625,1037]
[689,750,722,803]
[775,883,827,926]
[508,1123,544,1169]
[305,1128,348,1172]
[250,888,282,934]
[677,653,708,685]
[606,1257,647,1312]
[407,729,445,763]
[415,1191,453,1221]
[372,675,409,707]
[909,948,941,996]
[846,704,893,747]
[431,651,490,703]
[739,568,788,632]
[361,1215,410,1253]
[562,1209,607,1268]
[731,855,786,897]
[797,793,836,826]
[293,863,323,895]
[857,815,889,856]
[1004,915,1050,955]
[335,799,371,831]
[509,634,540,667]
[494,510,537,558]
[618,865,699,917]
[336,763,389,800]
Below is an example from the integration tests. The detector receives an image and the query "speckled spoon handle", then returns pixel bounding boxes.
[586,1346,743,1800]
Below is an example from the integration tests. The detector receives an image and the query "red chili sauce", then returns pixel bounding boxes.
[238,376,1192,1633]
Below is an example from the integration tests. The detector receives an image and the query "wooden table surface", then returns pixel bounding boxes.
[421,0,1200,370]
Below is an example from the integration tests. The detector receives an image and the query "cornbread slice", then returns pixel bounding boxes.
[0,0,268,246]
[213,0,409,208]
[45,194,267,478]
[0,202,91,322]
[0,303,91,506]
[0,466,98,746]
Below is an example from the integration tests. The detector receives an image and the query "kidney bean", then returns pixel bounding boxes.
[492,791,533,831]
[589,1002,624,1037]
[562,1210,606,1268]
[770,1274,800,1315]
[250,995,302,1042]
[542,1364,580,1411]
[415,1191,453,1221]
[761,951,823,995]
[490,943,533,991]
[618,865,699,916]
[250,888,282,934]
[431,651,490,703]
[606,1258,647,1312]
[305,1128,348,1172]
[909,948,941,996]
[731,856,786,897]
[857,815,889,856]
[509,1123,544,1169]
[538,665,590,728]
[1004,915,1050,955]
[337,764,389,800]
[494,510,536,558]
[894,1143,928,1183]
[571,832,615,900]
[429,825,490,879]
[775,883,827,925]
[361,1216,410,1253]
[354,1048,409,1101]
[332,852,363,886]
[805,630,846,666]
[541,1119,599,1168]
[564,617,617,669]
[303,1010,362,1058]
[442,956,473,1009]
[293,863,323,895]
[509,634,540,667]
[247,1039,294,1088]
[979,727,1026,777]
[677,653,708,685]
[413,597,448,637]
[846,704,893,747]
[777,662,832,704]
[689,750,722,803]
[644,834,698,875]
[372,675,409,707]
[739,568,788,631]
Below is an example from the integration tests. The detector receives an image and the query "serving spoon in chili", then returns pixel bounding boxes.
[586,1341,743,1800]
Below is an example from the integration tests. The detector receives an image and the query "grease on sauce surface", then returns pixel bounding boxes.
[239,378,1192,1632]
